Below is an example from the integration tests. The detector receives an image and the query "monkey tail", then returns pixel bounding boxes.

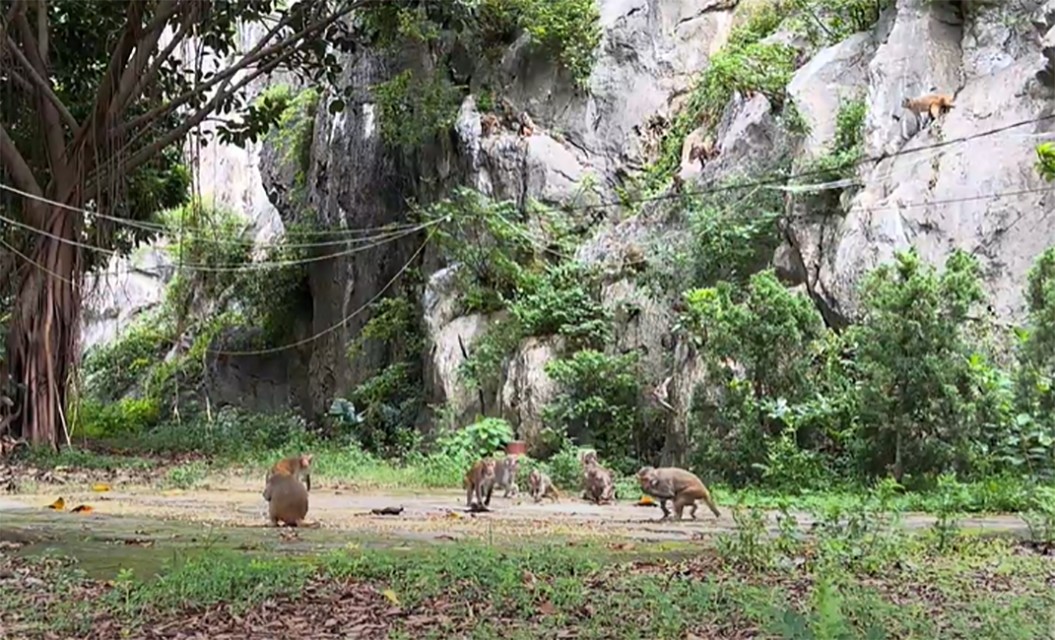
[702,489,721,518]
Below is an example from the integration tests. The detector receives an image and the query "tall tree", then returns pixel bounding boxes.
[0,0,365,447]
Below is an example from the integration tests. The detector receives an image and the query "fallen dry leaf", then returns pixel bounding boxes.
[46,497,65,511]
[538,600,556,615]
[70,504,93,514]
[90,483,111,492]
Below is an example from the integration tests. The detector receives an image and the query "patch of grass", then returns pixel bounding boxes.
[5,529,1054,639]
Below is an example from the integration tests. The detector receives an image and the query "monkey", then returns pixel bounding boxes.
[580,452,615,504]
[463,458,498,508]
[481,112,500,137]
[687,137,719,170]
[623,244,647,273]
[263,454,312,501]
[636,466,721,521]
[528,468,560,503]
[584,464,616,504]
[518,111,535,137]
[265,473,312,527]
[493,455,520,498]
[901,93,955,129]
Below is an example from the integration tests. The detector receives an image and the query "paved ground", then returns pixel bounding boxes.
[0,478,1032,546]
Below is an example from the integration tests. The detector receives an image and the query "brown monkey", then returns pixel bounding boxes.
[581,452,615,504]
[464,458,498,508]
[901,93,955,127]
[263,454,312,501]
[265,474,313,527]
[584,464,615,504]
[637,466,721,520]
[688,136,719,169]
[528,468,560,503]
[493,455,520,498]
[481,112,500,137]
[518,111,536,137]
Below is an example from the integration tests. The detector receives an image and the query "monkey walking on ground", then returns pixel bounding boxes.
[464,458,498,508]
[901,92,955,129]
[636,466,721,521]
[528,468,560,503]
[493,456,520,498]
[262,454,312,501]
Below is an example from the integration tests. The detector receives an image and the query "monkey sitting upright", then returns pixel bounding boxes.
[263,454,312,501]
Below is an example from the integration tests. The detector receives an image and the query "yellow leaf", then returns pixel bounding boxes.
[382,588,400,606]
[71,505,94,514]
[47,497,65,511]
[91,483,111,492]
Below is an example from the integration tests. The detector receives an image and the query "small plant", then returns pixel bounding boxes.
[716,504,773,570]
[435,417,515,464]
[930,472,966,551]
[164,461,208,489]
[1022,486,1055,547]
[1036,142,1055,182]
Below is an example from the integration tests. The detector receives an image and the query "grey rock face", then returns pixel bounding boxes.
[787,0,1055,324]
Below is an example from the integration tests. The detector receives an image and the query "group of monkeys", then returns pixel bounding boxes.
[463,450,721,521]
[260,449,724,529]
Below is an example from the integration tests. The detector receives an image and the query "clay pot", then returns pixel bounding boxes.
[505,440,527,456]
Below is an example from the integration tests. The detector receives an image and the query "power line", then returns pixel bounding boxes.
[2,114,1052,276]
[3,112,1051,244]
[206,230,433,356]
[0,182,430,246]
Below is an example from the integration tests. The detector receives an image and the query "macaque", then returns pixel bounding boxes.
[528,468,560,503]
[263,454,312,501]
[265,474,311,527]
[481,112,500,137]
[584,465,616,504]
[581,451,615,504]
[518,111,536,137]
[636,466,721,521]
[901,93,955,128]
[688,136,719,169]
[464,458,498,508]
[493,455,520,498]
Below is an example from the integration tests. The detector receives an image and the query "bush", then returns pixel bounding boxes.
[71,397,161,440]
[543,350,645,474]
[435,417,515,465]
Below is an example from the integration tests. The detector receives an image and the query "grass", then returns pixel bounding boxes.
[2,524,1053,638]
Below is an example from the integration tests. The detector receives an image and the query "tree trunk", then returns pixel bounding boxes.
[3,203,82,449]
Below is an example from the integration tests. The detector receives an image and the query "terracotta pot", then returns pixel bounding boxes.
[505,440,527,456]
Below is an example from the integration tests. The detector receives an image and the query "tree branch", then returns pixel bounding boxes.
[97,48,297,187]
[108,0,183,121]
[117,5,196,120]
[4,36,78,131]
[0,123,43,197]
[114,0,372,140]
[11,14,70,172]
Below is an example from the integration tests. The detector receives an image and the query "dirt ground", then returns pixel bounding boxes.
[0,475,1032,546]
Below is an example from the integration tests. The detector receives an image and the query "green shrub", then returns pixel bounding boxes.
[543,350,644,473]
[71,397,161,440]
[435,417,515,465]
[373,69,461,151]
